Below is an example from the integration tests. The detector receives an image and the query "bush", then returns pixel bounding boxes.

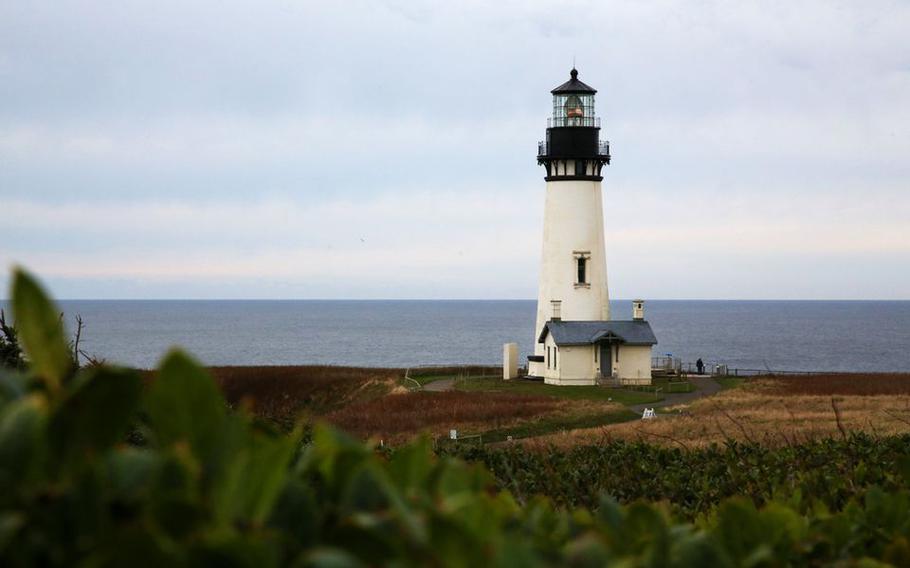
[4,267,910,566]
[0,310,24,370]
[455,434,910,519]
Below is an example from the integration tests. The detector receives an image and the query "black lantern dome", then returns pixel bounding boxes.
[538,68,610,180]
[551,68,597,94]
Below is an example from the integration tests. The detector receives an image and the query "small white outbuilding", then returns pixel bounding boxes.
[537,315,657,386]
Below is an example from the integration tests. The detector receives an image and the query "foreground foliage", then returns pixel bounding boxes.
[457,434,910,520]
[4,267,910,566]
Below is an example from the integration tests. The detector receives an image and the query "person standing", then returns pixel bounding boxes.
[696,358,704,375]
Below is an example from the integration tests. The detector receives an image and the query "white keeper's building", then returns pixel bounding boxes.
[527,68,657,386]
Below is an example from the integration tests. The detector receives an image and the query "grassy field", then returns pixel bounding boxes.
[405,365,502,386]
[191,365,910,449]
[325,390,626,444]
[715,376,747,390]
[641,376,695,393]
[455,377,663,405]
[194,366,654,443]
[475,408,637,443]
[527,373,910,448]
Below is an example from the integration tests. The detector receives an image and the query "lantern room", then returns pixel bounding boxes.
[538,68,610,175]
[549,68,598,128]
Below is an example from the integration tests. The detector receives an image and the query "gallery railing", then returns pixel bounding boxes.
[537,139,611,157]
[547,117,601,128]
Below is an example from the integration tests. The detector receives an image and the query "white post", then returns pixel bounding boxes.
[503,343,518,380]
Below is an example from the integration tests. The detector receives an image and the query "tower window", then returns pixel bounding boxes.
[550,300,562,320]
[572,251,591,288]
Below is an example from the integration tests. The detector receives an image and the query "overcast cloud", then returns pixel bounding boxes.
[1,0,909,299]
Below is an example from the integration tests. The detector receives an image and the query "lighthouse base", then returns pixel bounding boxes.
[544,377,597,386]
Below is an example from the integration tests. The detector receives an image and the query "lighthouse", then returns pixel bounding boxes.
[527,69,657,385]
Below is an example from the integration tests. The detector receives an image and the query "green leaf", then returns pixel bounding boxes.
[146,349,226,462]
[0,512,26,558]
[189,532,281,567]
[0,395,46,489]
[671,532,731,568]
[84,525,181,568]
[896,455,910,486]
[300,548,367,568]
[267,479,320,547]
[0,368,28,406]
[299,424,372,494]
[387,435,434,493]
[213,425,299,526]
[339,462,394,515]
[595,494,624,532]
[712,499,756,557]
[48,366,143,469]
[10,268,73,390]
[103,447,161,503]
[150,448,205,539]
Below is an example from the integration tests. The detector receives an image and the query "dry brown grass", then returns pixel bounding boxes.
[529,374,910,449]
[761,373,910,396]
[207,365,403,427]
[325,391,622,443]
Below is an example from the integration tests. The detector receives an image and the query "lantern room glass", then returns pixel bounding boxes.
[551,93,596,127]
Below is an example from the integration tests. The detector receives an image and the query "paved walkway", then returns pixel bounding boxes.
[629,377,722,416]
[422,378,455,392]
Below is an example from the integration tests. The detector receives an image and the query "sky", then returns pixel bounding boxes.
[1,0,909,300]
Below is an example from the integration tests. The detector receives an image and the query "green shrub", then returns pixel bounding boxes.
[455,434,910,519]
[3,267,910,566]
[0,309,24,371]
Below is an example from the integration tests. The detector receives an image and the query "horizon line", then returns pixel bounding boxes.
[4,297,909,302]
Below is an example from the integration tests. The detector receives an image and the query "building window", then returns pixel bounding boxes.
[594,347,598,362]
[554,347,557,369]
[615,345,620,363]
[547,346,551,369]
[550,300,562,320]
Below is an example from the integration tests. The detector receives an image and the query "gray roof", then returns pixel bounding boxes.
[538,320,658,346]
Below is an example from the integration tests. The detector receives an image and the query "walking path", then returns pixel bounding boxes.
[629,377,722,416]
[422,378,455,392]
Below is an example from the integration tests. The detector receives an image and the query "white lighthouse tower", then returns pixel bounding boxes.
[527,69,657,385]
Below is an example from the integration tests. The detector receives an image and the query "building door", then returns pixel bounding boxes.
[599,343,612,378]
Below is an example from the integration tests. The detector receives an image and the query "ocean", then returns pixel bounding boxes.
[19,300,908,372]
